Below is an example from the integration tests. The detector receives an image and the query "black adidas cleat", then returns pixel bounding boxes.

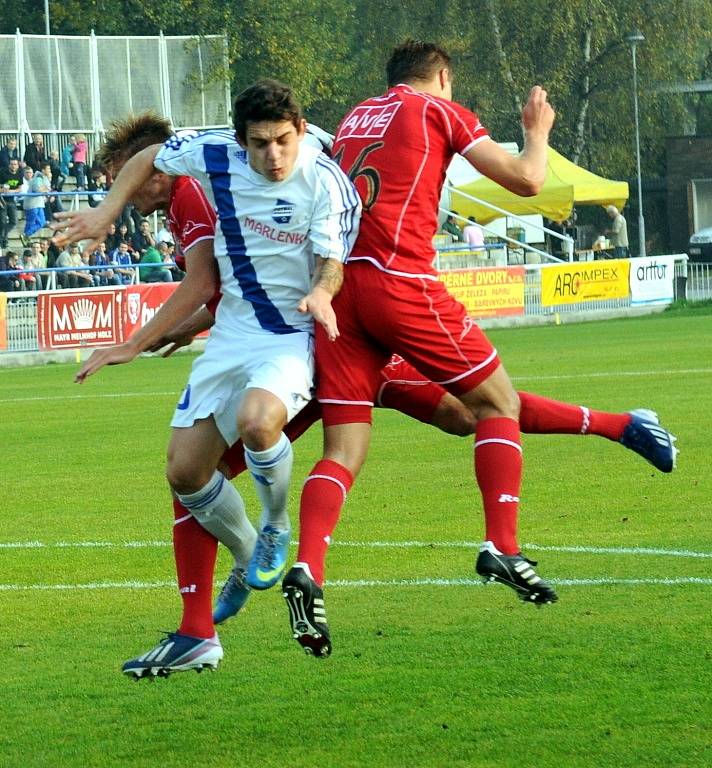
[476,541,558,605]
[282,565,332,657]
[620,409,678,473]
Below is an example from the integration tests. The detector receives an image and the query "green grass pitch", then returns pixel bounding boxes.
[1,310,711,768]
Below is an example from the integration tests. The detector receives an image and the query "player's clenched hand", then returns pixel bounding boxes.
[51,208,114,253]
[75,343,140,383]
[521,86,555,139]
[298,287,339,342]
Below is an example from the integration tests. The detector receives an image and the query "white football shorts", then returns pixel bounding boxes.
[170,325,314,446]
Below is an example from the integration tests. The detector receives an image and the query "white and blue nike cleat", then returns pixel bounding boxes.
[620,409,678,473]
[213,566,251,624]
[122,632,223,679]
[246,525,291,590]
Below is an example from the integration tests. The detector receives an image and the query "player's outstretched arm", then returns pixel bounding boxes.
[52,144,162,252]
[75,241,218,382]
[298,256,344,342]
[464,86,554,197]
[147,306,216,358]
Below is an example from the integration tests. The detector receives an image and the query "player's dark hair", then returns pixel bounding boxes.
[232,79,303,142]
[386,40,452,87]
[98,111,173,172]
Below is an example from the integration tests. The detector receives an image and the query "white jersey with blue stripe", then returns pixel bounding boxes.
[154,129,361,336]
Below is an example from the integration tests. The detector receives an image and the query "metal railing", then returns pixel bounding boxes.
[2,259,709,355]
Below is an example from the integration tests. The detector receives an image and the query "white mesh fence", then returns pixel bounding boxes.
[0,32,229,137]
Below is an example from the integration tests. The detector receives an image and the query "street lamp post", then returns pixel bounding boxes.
[626,29,646,258]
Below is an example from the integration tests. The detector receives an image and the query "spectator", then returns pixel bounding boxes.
[158,240,184,281]
[155,215,173,244]
[605,205,629,259]
[80,248,101,287]
[48,150,66,192]
[20,248,42,290]
[90,242,121,286]
[110,241,136,285]
[138,244,172,283]
[40,237,60,269]
[29,239,51,289]
[104,222,120,252]
[40,162,64,223]
[0,137,22,171]
[60,141,72,177]
[462,215,485,249]
[70,134,88,189]
[441,213,463,242]
[87,171,109,208]
[56,243,90,289]
[23,134,48,172]
[0,250,23,291]
[21,166,48,238]
[0,158,23,245]
[131,218,155,258]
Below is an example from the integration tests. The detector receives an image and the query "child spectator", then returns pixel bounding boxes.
[21,166,48,238]
[70,134,88,189]
[0,250,23,291]
[20,248,42,290]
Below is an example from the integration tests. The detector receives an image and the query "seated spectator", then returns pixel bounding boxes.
[29,240,50,289]
[0,158,23,246]
[110,241,136,285]
[87,171,109,208]
[0,137,22,171]
[21,167,48,237]
[20,248,42,290]
[158,240,183,281]
[155,216,173,244]
[56,243,92,289]
[104,222,120,252]
[90,242,121,286]
[138,245,172,283]
[441,213,463,242]
[80,248,101,287]
[0,250,23,291]
[131,218,155,258]
[40,237,60,269]
[48,150,66,192]
[23,134,48,172]
[70,134,88,189]
[462,215,485,250]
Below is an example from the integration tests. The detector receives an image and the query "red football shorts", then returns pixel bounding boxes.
[318,261,500,425]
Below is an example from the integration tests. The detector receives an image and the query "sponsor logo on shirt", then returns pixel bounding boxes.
[337,102,402,140]
[272,198,295,224]
[244,216,306,245]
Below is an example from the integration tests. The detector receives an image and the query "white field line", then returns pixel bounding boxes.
[0,576,711,592]
[1,540,710,559]
[3,367,712,405]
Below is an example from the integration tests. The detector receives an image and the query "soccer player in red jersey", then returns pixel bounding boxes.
[69,111,676,670]
[282,41,677,657]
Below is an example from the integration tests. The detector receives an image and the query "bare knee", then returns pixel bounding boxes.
[431,395,478,436]
[237,414,281,451]
[166,448,214,495]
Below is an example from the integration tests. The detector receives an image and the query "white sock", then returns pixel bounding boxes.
[244,432,293,531]
[177,471,257,567]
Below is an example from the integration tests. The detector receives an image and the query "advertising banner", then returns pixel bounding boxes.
[440,266,525,318]
[541,260,630,306]
[629,256,676,305]
[37,289,125,350]
[124,283,177,338]
[0,292,7,351]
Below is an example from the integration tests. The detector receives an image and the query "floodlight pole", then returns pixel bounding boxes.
[44,0,50,34]
[627,29,646,258]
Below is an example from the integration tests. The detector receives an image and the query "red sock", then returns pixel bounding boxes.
[474,417,522,555]
[172,499,218,639]
[296,459,353,586]
[518,391,631,440]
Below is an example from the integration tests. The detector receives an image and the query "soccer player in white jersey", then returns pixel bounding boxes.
[54,80,361,678]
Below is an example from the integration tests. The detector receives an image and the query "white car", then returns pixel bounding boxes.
[688,226,712,262]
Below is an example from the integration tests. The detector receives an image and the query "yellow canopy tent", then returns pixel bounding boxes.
[449,147,629,225]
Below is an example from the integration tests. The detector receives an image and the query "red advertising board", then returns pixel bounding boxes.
[37,289,125,350]
[124,282,210,340]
